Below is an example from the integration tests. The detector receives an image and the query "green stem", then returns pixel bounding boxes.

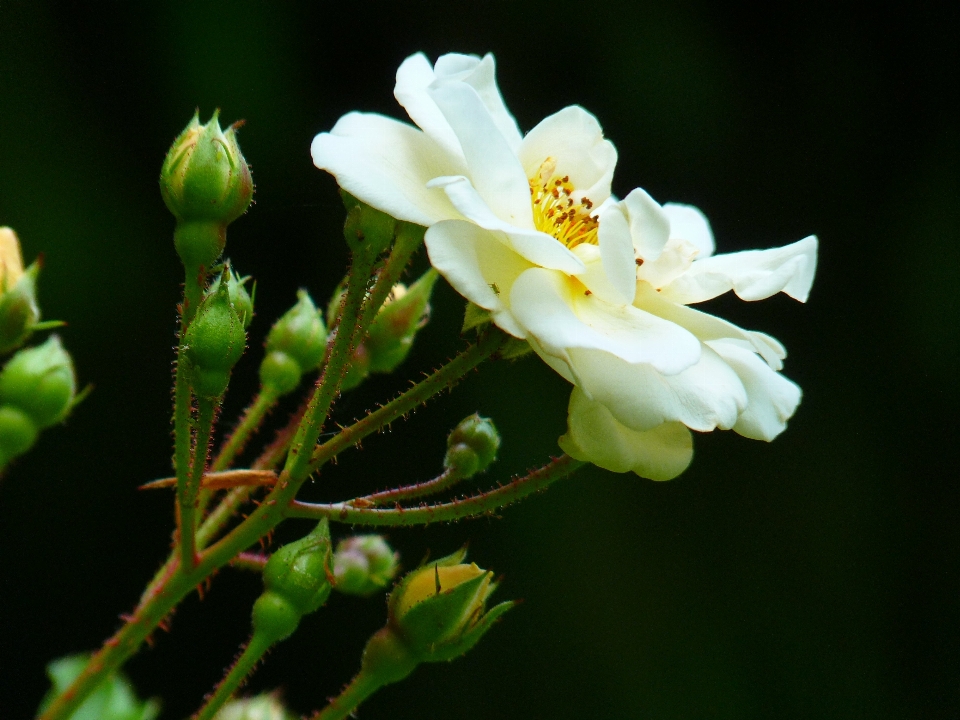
[306,329,510,476]
[357,223,423,332]
[193,634,273,720]
[311,670,384,720]
[288,454,585,527]
[180,397,217,568]
[37,333,506,720]
[355,467,462,507]
[212,388,278,472]
[173,350,195,566]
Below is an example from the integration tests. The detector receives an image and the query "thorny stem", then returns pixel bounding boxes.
[354,467,463,507]
[287,454,585,527]
[193,634,273,720]
[213,388,279,472]
[357,223,423,333]
[311,669,384,720]
[229,552,269,572]
[180,397,217,568]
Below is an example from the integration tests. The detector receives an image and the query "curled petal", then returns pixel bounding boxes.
[707,339,802,441]
[394,53,464,159]
[311,112,462,226]
[660,235,819,304]
[511,268,701,375]
[428,81,532,228]
[429,175,584,273]
[663,203,715,258]
[622,188,671,261]
[559,388,693,481]
[424,220,532,337]
[566,343,747,433]
[518,106,617,205]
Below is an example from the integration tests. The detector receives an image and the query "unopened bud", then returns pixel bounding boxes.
[252,519,332,643]
[38,654,159,720]
[333,535,399,597]
[0,335,76,429]
[161,111,253,270]
[443,414,500,477]
[385,548,515,663]
[366,269,438,374]
[184,270,246,399]
[259,291,326,396]
[0,228,41,355]
[208,264,254,329]
[213,693,295,720]
[341,191,396,259]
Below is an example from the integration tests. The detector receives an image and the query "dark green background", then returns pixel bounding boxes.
[1,2,957,718]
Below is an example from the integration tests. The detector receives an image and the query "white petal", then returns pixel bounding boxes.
[636,237,699,289]
[663,203,714,257]
[634,283,786,370]
[567,343,747,433]
[311,112,462,226]
[707,340,802,441]
[432,53,523,152]
[424,220,532,338]
[394,53,464,160]
[622,188,671,261]
[660,235,819,304]
[511,268,702,375]
[596,204,639,304]
[428,175,584,274]
[570,243,631,305]
[518,106,617,204]
[427,81,533,229]
[559,388,693,481]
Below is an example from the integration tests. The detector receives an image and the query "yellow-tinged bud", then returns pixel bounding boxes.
[0,228,44,355]
[0,228,25,290]
[384,548,515,663]
[213,693,296,720]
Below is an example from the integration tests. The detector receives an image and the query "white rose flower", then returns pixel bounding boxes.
[312,52,817,481]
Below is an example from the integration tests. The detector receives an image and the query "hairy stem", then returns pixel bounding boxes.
[180,397,217,568]
[193,634,273,720]
[213,388,278,472]
[310,670,384,720]
[288,454,585,526]
[354,467,462,507]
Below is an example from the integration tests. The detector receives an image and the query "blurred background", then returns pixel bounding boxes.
[1,1,957,718]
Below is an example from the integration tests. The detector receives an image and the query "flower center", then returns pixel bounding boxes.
[529,158,599,249]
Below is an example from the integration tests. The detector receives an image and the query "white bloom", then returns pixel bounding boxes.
[312,52,818,481]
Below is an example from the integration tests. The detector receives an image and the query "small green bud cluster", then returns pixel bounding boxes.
[160,111,253,273]
[332,535,399,597]
[0,335,76,470]
[207,265,254,329]
[358,548,515,686]
[213,693,295,720]
[184,268,247,399]
[443,414,501,478]
[251,519,333,644]
[338,270,439,392]
[259,290,327,396]
[38,654,159,720]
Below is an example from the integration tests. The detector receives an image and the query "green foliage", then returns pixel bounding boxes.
[37,655,159,720]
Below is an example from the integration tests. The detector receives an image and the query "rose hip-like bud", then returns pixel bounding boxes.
[332,535,399,597]
[443,413,501,478]
[183,269,246,399]
[207,264,254,329]
[259,290,326,396]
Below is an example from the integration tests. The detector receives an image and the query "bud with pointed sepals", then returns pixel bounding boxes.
[443,414,500,478]
[0,228,42,355]
[251,519,333,644]
[384,548,515,664]
[333,535,399,597]
[259,290,327,396]
[207,264,254,329]
[213,692,295,720]
[340,191,396,259]
[183,268,246,399]
[365,269,438,374]
[160,111,253,271]
[0,335,76,429]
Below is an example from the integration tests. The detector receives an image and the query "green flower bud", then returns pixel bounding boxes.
[0,228,45,355]
[443,414,500,478]
[0,335,76,429]
[365,269,438,374]
[253,519,333,643]
[258,351,301,397]
[208,264,254,329]
[213,693,296,720]
[38,654,159,720]
[385,548,515,664]
[160,111,253,270]
[333,535,399,597]
[260,290,326,396]
[184,269,246,399]
[341,191,396,258]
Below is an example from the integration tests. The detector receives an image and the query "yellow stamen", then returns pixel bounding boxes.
[529,158,599,249]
